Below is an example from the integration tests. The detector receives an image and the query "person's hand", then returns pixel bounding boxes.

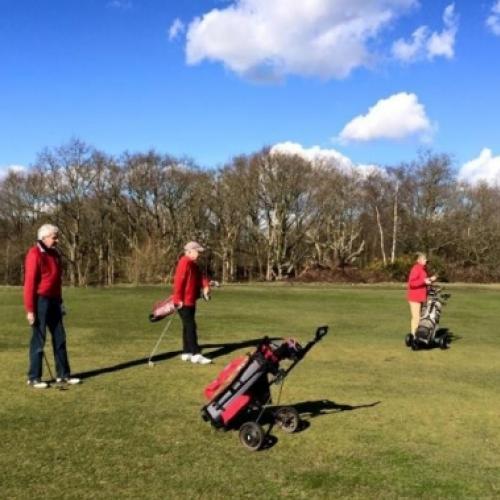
[202,287,211,301]
[27,312,35,325]
[61,303,67,316]
[175,301,183,310]
[430,275,437,282]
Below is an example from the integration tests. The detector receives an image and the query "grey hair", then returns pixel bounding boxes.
[37,224,59,241]
[416,252,427,261]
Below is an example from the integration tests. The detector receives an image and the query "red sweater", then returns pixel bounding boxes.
[407,263,428,303]
[173,255,209,307]
[23,243,62,313]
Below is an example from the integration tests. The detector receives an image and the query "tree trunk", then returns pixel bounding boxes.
[375,205,387,266]
[391,183,399,264]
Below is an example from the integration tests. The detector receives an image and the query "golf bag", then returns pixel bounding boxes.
[149,295,176,322]
[201,326,328,450]
[149,279,220,322]
[406,286,451,349]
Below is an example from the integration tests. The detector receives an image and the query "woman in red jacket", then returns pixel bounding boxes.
[407,252,437,337]
[173,241,212,365]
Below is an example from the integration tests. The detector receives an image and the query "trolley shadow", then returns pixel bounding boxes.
[437,328,461,343]
[260,399,381,450]
[413,328,460,351]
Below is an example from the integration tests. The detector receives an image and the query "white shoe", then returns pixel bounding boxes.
[180,353,192,362]
[56,377,81,385]
[191,354,212,365]
[27,379,48,389]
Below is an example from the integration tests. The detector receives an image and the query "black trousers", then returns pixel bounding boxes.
[178,306,200,354]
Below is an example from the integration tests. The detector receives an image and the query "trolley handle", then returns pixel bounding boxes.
[315,325,328,341]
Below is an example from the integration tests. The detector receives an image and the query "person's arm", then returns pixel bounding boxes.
[201,273,210,299]
[23,249,39,324]
[173,257,188,307]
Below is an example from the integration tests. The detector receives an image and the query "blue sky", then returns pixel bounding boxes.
[1,0,499,183]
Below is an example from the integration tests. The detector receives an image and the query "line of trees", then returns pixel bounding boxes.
[2,138,500,286]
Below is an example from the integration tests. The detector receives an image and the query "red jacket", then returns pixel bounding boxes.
[23,242,62,313]
[407,263,428,303]
[173,255,209,307]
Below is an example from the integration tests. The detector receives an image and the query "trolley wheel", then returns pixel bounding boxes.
[405,334,413,347]
[439,335,449,350]
[275,406,300,433]
[239,422,264,451]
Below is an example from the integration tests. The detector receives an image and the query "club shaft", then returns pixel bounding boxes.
[148,315,174,362]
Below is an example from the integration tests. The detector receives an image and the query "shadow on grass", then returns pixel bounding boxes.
[413,328,461,351]
[267,399,381,423]
[73,337,276,380]
[73,350,182,380]
[437,327,461,343]
[293,399,381,418]
[201,337,280,360]
[258,399,381,451]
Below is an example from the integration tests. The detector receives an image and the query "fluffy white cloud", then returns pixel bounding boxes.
[0,164,27,179]
[338,92,433,143]
[458,149,500,186]
[486,1,500,35]
[270,141,381,176]
[185,0,417,80]
[168,18,185,41]
[391,25,429,62]
[392,3,458,62]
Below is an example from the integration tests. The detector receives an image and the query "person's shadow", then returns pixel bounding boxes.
[73,337,275,380]
[200,338,280,360]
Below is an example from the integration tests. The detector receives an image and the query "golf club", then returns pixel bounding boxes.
[34,319,67,391]
[148,314,175,367]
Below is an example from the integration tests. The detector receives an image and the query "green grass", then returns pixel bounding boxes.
[1,283,500,499]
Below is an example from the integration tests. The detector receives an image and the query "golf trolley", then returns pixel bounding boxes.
[405,285,451,350]
[201,326,328,451]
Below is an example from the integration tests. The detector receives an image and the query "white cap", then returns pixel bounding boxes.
[184,241,204,252]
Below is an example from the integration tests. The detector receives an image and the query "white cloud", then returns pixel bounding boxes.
[427,4,458,59]
[107,0,132,9]
[338,92,433,143]
[0,164,27,179]
[392,25,429,62]
[270,141,381,177]
[458,149,500,186]
[168,18,185,41]
[392,3,458,62]
[185,0,418,80]
[486,1,500,35]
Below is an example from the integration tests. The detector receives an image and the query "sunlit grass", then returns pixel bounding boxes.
[1,284,499,499]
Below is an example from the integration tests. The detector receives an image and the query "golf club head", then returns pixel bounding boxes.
[148,360,155,368]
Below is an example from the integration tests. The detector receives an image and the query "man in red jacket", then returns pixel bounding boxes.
[407,252,437,337]
[173,241,212,364]
[24,224,80,388]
